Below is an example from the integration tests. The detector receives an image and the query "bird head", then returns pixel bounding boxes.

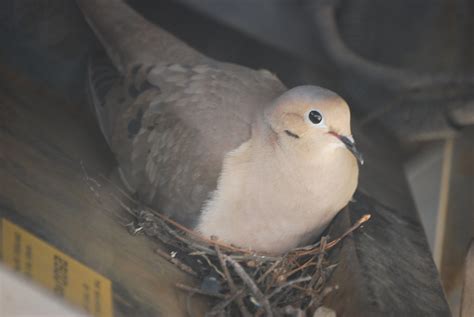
[263,85,364,165]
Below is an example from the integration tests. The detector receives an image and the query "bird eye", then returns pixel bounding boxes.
[308,110,323,124]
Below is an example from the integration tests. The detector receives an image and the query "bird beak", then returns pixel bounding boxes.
[328,132,364,165]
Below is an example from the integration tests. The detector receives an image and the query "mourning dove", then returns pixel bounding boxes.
[78,0,362,254]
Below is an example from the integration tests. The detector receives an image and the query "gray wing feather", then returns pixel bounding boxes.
[89,61,284,225]
[81,1,286,225]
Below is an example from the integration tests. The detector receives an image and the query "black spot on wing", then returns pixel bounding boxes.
[128,79,157,98]
[89,55,121,106]
[130,64,141,79]
[139,80,155,93]
[128,108,143,138]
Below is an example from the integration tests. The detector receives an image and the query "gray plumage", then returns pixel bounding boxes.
[80,0,285,226]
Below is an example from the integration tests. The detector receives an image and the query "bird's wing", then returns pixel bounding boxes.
[80,0,286,224]
[87,55,285,225]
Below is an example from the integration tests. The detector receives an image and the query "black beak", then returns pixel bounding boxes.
[328,132,364,165]
[339,135,364,165]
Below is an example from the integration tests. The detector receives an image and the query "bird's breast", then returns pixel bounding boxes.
[196,140,358,254]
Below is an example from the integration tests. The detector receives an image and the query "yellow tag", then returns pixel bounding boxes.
[0,218,113,317]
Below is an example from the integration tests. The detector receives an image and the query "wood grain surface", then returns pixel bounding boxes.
[0,64,208,317]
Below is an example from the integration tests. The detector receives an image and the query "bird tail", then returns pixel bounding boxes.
[76,0,207,73]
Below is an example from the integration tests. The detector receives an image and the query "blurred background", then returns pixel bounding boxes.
[0,0,472,315]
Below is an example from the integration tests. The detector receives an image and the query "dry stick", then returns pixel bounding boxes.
[224,255,273,317]
[316,237,328,270]
[207,260,281,313]
[124,201,271,257]
[149,212,279,261]
[292,239,323,252]
[112,198,214,256]
[215,246,252,317]
[268,276,312,299]
[259,259,284,294]
[227,254,280,262]
[198,253,226,279]
[175,283,226,299]
[324,214,371,250]
[283,258,318,278]
[308,237,328,290]
[153,211,255,254]
[138,211,216,254]
[298,214,371,256]
[154,248,198,277]
[257,259,283,284]
[111,194,139,218]
[207,290,246,316]
[99,173,368,313]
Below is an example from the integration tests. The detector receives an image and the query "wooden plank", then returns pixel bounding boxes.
[323,194,450,316]
[440,128,474,311]
[320,112,450,316]
[461,241,474,317]
[0,65,208,317]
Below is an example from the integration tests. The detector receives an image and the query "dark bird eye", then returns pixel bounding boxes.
[308,110,323,124]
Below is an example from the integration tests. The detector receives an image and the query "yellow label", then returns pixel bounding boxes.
[0,218,113,317]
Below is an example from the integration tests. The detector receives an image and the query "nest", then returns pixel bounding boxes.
[83,170,370,316]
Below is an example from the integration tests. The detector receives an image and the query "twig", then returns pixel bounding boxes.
[110,194,139,217]
[198,253,226,279]
[268,276,312,299]
[316,237,328,271]
[324,214,371,250]
[284,258,317,278]
[224,255,273,317]
[153,211,256,254]
[226,253,280,262]
[88,173,372,316]
[175,283,226,299]
[308,236,328,290]
[215,246,251,317]
[207,289,246,316]
[298,214,371,256]
[257,258,283,284]
[145,214,216,254]
[154,248,197,277]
